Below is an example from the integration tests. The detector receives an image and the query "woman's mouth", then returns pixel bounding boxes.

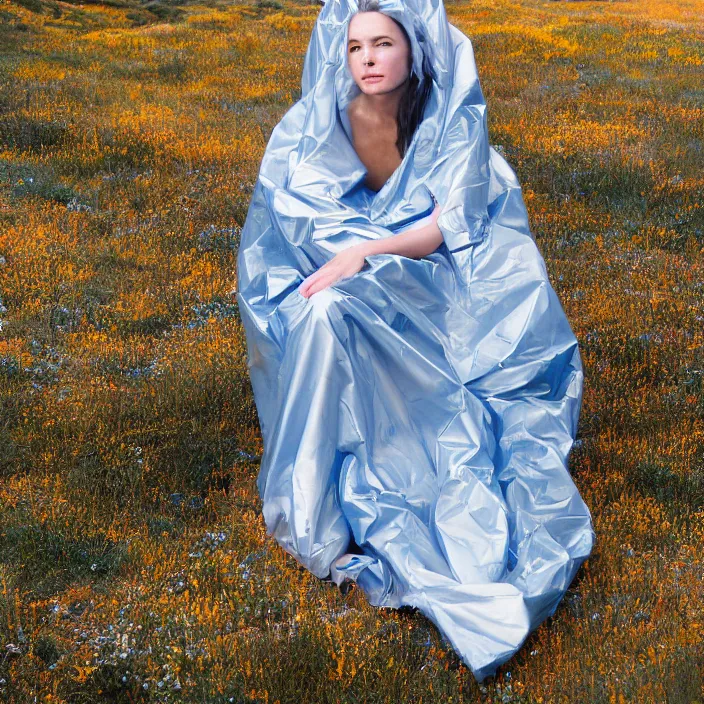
[362,75,384,83]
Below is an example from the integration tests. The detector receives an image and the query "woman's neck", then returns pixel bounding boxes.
[354,76,409,124]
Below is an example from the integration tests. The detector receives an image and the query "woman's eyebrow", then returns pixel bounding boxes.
[348,34,393,44]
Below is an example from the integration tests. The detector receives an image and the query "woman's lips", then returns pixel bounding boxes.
[363,76,384,83]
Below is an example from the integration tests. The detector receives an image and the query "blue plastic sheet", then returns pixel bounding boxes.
[236,0,595,681]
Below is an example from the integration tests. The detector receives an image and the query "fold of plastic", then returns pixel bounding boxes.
[236,0,595,682]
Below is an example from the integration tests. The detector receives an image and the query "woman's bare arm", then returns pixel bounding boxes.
[298,203,444,297]
[358,202,443,260]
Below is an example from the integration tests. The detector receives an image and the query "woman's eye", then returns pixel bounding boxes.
[349,42,390,52]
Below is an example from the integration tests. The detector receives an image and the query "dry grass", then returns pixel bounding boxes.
[0,0,702,701]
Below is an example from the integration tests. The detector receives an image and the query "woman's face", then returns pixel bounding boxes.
[347,11,411,96]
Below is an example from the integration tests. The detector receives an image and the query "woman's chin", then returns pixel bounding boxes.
[359,83,387,95]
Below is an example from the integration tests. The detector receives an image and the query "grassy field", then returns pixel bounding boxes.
[0,0,702,701]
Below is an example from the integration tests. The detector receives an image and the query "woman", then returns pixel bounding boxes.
[236,0,596,682]
[298,0,442,299]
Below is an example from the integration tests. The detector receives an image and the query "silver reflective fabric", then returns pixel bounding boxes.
[236,0,595,681]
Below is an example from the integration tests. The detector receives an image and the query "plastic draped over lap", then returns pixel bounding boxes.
[235,0,596,682]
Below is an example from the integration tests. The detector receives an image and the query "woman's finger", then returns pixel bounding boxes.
[299,270,323,295]
[300,262,342,296]
[307,271,338,296]
[307,277,331,296]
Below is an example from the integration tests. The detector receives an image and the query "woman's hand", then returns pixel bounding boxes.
[298,245,368,298]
